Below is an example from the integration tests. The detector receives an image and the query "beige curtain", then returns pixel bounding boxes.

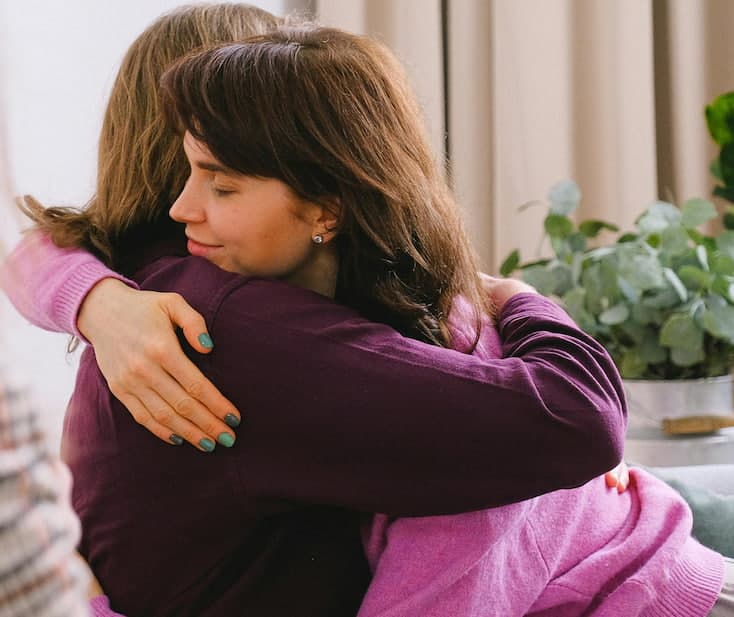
[307,0,734,271]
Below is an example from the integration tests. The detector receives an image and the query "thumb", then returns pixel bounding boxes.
[164,293,214,354]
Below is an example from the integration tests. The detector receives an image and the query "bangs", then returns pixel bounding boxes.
[159,42,340,199]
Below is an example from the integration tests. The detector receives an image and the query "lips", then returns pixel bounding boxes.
[186,237,220,258]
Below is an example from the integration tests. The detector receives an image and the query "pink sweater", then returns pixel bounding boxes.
[358,314,724,616]
[0,232,135,339]
[1,234,725,616]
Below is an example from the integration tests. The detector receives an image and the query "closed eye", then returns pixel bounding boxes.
[212,186,236,197]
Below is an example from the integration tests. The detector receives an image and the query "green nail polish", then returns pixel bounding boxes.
[169,434,184,446]
[224,413,241,428]
[217,432,235,447]
[199,438,216,452]
[198,333,214,349]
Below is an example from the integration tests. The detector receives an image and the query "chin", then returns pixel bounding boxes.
[216,260,249,276]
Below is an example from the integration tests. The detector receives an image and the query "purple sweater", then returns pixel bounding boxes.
[359,323,724,616]
[3,235,627,615]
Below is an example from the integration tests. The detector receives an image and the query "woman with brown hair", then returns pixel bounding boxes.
[2,10,628,617]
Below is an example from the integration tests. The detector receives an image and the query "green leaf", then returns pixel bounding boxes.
[680,198,718,229]
[584,258,620,313]
[561,287,597,333]
[713,184,734,204]
[619,320,647,343]
[670,346,706,367]
[636,201,681,234]
[619,349,647,379]
[696,244,710,271]
[521,265,558,296]
[705,92,734,145]
[663,268,688,302]
[710,253,734,276]
[548,180,581,215]
[578,220,619,238]
[717,230,734,258]
[676,265,712,290]
[712,275,734,302]
[500,249,520,277]
[702,295,734,343]
[638,333,668,364]
[618,232,638,243]
[660,225,690,256]
[711,157,723,181]
[599,303,630,325]
[617,276,640,303]
[720,142,734,187]
[567,231,586,253]
[631,302,658,325]
[647,234,661,249]
[544,214,574,239]
[642,288,680,309]
[617,248,664,291]
[517,258,551,269]
[659,313,703,349]
[724,207,734,230]
[548,261,573,296]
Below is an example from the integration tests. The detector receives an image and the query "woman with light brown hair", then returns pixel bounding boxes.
[2,9,628,616]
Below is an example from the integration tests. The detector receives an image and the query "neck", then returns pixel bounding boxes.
[289,244,339,299]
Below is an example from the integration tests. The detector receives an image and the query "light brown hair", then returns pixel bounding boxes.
[161,25,490,345]
[21,3,281,265]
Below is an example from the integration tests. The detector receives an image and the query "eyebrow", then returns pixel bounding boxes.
[194,161,239,177]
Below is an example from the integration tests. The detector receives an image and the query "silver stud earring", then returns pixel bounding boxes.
[312,234,324,244]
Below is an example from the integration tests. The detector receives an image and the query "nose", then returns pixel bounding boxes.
[170,177,205,223]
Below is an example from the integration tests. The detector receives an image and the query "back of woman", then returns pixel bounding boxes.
[63,252,372,617]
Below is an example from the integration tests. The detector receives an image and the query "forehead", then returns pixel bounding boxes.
[182,132,238,177]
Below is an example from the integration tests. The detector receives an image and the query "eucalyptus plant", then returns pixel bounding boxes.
[501,180,734,380]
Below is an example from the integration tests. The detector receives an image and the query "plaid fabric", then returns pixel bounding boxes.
[0,376,89,617]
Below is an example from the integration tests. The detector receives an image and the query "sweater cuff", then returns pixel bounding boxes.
[55,263,137,342]
[642,539,724,617]
[89,595,125,617]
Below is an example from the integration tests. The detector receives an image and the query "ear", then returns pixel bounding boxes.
[313,197,341,243]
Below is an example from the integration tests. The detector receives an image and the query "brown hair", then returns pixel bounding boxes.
[161,25,490,346]
[21,3,281,266]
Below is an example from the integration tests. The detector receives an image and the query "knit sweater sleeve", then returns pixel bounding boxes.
[202,278,627,515]
[0,231,136,340]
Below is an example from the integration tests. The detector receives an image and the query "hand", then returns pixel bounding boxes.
[478,273,537,314]
[604,460,630,493]
[78,278,240,451]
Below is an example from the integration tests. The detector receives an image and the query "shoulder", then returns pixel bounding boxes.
[134,254,363,332]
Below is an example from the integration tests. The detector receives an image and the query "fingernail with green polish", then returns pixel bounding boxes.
[169,434,184,446]
[198,333,214,349]
[217,432,235,448]
[199,438,216,452]
[224,413,241,428]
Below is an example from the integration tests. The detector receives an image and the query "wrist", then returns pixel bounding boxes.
[77,277,132,343]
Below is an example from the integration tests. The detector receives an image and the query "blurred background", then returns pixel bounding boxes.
[3,0,734,448]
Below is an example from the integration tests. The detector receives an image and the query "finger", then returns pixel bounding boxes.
[162,353,241,428]
[604,471,619,489]
[154,376,235,448]
[163,293,214,354]
[617,465,630,493]
[136,388,229,452]
[116,392,187,447]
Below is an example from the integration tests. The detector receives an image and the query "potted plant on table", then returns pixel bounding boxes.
[500,92,734,464]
